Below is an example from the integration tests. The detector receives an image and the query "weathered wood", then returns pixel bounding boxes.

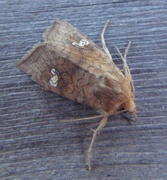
[0,0,167,179]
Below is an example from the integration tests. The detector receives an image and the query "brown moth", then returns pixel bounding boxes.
[17,19,136,170]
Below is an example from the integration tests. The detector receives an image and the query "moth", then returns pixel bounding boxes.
[17,19,136,170]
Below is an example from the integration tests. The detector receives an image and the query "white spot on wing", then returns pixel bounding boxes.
[72,39,89,47]
[49,68,59,87]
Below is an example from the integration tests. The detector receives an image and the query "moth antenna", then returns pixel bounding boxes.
[87,115,108,170]
[115,42,135,97]
[101,20,112,60]
[124,41,135,97]
[60,114,104,122]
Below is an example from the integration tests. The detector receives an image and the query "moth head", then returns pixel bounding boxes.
[122,81,137,120]
[123,97,136,119]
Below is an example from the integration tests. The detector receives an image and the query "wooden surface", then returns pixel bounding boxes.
[1,0,167,179]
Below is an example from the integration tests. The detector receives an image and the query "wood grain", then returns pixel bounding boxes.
[1,0,167,179]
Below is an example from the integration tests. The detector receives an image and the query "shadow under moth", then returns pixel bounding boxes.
[17,19,136,170]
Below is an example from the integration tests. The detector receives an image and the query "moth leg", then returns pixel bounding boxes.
[101,20,112,60]
[87,115,108,170]
[115,41,135,95]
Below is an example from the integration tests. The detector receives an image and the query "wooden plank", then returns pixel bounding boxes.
[0,0,167,179]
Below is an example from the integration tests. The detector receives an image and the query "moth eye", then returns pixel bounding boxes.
[49,68,59,87]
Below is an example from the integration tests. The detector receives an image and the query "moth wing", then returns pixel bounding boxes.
[17,43,55,89]
[17,43,102,109]
[93,72,127,113]
[43,19,119,74]
[17,19,125,111]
